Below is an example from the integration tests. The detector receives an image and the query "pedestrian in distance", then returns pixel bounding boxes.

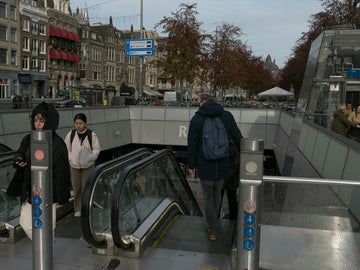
[65,113,100,217]
[6,102,71,239]
[187,93,243,241]
[11,93,17,109]
[331,104,359,137]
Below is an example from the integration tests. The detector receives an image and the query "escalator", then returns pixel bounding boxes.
[82,148,236,268]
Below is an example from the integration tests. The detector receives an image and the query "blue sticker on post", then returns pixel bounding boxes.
[33,218,43,229]
[244,226,255,238]
[33,195,42,206]
[244,213,255,226]
[243,239,255,251]
[33,207,42,218]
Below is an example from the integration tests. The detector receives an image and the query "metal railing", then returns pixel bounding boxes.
[236,138,360,270]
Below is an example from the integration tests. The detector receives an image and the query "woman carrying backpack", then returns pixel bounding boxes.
[65,113,100,217]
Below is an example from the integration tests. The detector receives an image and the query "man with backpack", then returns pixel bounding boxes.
[187,93,243,241]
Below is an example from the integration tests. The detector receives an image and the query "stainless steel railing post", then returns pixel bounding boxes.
[236,138,264,270]
[31,130,53,270]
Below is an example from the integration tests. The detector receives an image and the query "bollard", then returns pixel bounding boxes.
[31,130,53,270]
[237,138,264,270]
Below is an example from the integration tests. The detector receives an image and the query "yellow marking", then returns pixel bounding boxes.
[56,212,74,224]
[93,201,104,209]
[197,266,219,270]
[151,214,179,248]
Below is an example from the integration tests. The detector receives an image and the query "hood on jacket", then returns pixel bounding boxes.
[196,101,224,117]
[333,109,345,118]
[31,102,59,131]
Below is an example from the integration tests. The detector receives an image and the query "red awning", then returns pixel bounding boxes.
[49,26,62,37]
[50,49,61,59]
[67,32,75,40]
[66,53,74,61]
[72,54,80,62]
[59,30,68,39]
[59,51,67,60]
[73,33,80,42]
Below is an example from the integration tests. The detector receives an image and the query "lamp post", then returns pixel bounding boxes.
[138,0,143,100]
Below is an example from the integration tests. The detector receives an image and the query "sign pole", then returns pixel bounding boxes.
[31,130,53,270]
[237,138,264,270]
[139,0,143,100]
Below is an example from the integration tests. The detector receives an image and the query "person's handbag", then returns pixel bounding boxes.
[6,167,25,197]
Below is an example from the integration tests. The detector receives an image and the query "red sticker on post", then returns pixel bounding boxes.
[34,150,44,160]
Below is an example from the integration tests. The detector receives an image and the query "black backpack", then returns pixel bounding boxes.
[202,116,229,160]
[70,129,93,151]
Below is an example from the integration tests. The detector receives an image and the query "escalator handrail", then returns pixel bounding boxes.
[111,149,202,249]
[81,148,154,248]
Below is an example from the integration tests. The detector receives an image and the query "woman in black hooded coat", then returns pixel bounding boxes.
[9,102,71,239]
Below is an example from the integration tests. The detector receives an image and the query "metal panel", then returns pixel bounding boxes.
[141,107,165,121]
[130,120,142,143]
[58,110,73,128]
[140,121,165,144]
[297,123,309,153]
[311,132,330,174]
[227,108,241,123]
[104,108,119,122]
[129,107,142,120]
[165,108,190,121]
[89,109,106,124]
[267,110,280,124]
[163,121,189,145]
[2,112,31,133]
[240,109,268,124]
[322,139,348,179]
[303,126,317,161]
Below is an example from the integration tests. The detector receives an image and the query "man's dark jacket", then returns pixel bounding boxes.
[187,101,243,180]
[14,102,71,205]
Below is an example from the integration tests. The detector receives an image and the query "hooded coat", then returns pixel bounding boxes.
[187,101,243,181]
[14,102,71,205]
[331,109,358,136]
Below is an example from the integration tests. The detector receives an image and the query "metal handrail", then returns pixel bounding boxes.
[263,175,360,186]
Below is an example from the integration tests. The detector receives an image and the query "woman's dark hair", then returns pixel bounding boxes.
[31,102,49,121]
[74,113,87,123]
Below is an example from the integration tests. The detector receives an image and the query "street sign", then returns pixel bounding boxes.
[126,39,154,57]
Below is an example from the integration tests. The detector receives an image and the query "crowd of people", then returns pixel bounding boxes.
[11,93,30,109]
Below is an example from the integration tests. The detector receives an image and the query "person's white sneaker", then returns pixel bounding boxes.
[74,211,81,217]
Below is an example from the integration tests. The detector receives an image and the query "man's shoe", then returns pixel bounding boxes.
[207,230,217,241]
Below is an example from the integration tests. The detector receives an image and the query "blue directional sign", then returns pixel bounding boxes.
[33,195,42,206]
[33,218,43,229]
[244,213,256,226]
[244,226,255,238]
[126,39,154,57]
[33,207,42,218]
[243,239,255,251]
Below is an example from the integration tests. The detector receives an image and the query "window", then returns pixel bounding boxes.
[31,59,38,70]
[39,23,45,35]
[31,22,38,34]
[0,48,6,64]
[10,50,16,65]
[39,58,45,72]
[23,19,29,31]
[39,40,45,54]
[10,5,16,20]
[10,28,16,42]
[23,36,29,51]
[0,25,6,40]
[92,65,101,81]
[31,38,38,52]
[22,56,29,70]
[0,2,5,18]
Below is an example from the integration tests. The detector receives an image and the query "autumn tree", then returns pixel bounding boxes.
[279,0,358,96]
[208,23,246,99]
[154,3,208,99]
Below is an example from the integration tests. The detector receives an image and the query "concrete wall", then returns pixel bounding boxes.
[0,107,280,151]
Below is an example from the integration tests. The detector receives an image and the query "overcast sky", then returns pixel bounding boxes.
[72,0,324,68]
